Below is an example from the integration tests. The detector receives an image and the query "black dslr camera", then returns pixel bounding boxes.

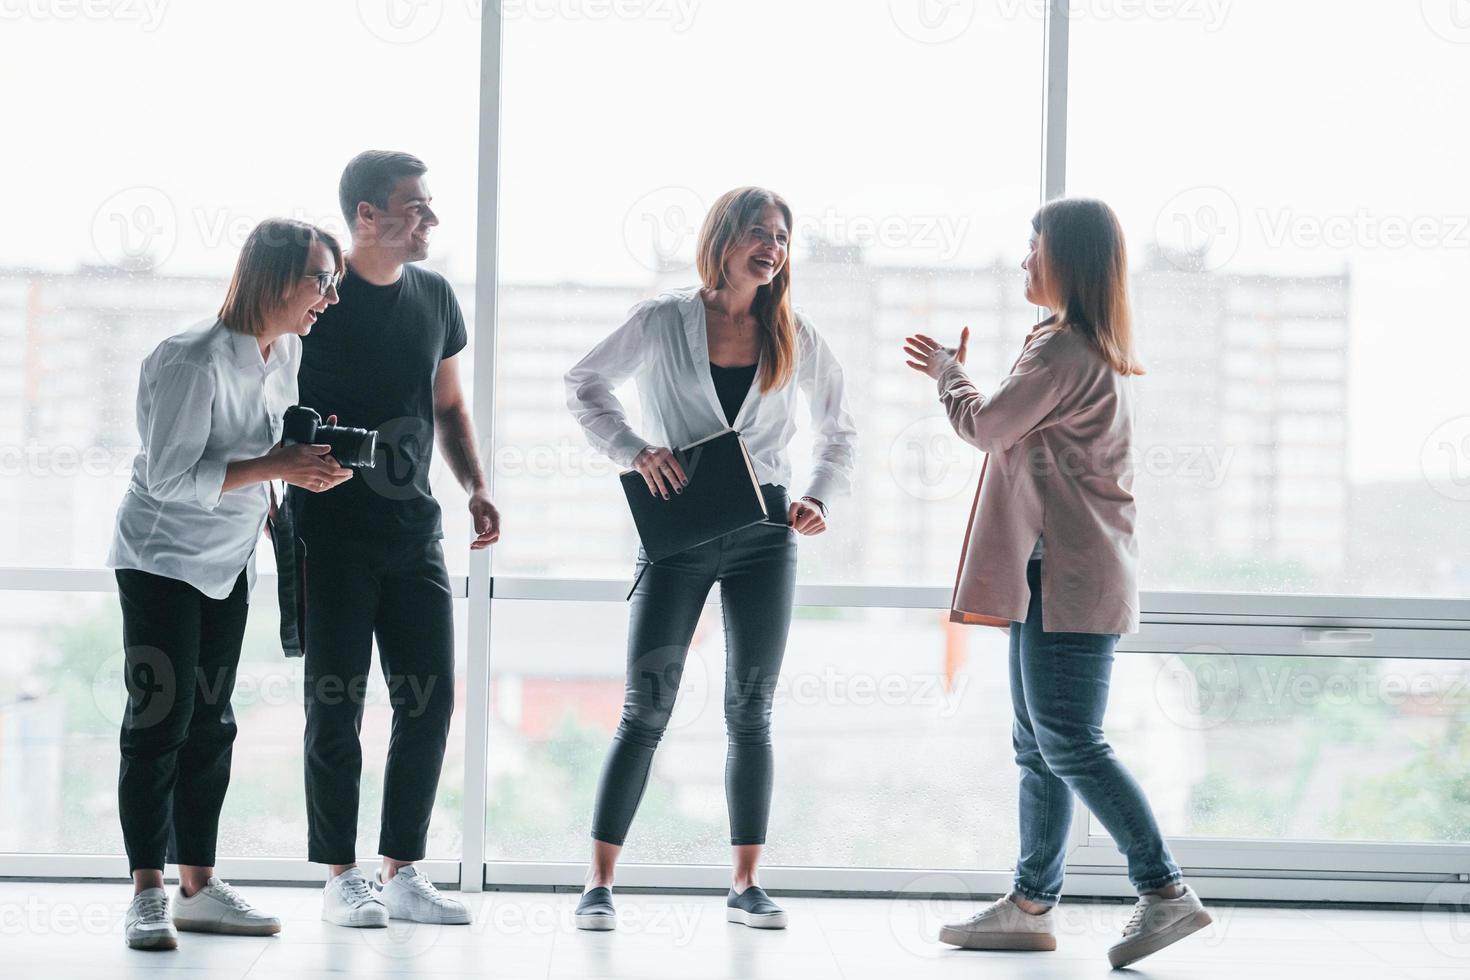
[281,406,378,468]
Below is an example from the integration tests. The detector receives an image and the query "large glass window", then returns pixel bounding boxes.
[0,2,477,862]
[1068,1,1470,597]
[1110,649,1470,844]
[0,2,481,573]
[486,600,1021,870]
[0,590,467,859]
[493,1,1046,587]
[2,0,1466,894]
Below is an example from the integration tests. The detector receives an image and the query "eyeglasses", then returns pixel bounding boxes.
[303,271,344,295]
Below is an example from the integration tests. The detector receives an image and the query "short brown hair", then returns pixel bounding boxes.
[339,150,428,230]
[217,219,344,338]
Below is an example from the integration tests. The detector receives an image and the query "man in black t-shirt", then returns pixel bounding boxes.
[291,151,500,928]
[292,261,469,538]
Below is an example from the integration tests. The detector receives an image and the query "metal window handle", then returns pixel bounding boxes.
[1301,628,1375,644]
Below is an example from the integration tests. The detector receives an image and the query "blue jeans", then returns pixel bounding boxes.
[1010,560,1181,903]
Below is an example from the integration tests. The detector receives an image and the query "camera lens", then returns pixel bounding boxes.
[281,407,377,469]
[323,424,377,468]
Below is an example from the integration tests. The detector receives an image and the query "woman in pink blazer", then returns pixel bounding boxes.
[903,198,1212,969]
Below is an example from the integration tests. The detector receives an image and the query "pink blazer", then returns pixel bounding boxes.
[936,322,1139,635]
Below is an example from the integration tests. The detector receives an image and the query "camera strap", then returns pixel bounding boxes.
[266,481,307,658]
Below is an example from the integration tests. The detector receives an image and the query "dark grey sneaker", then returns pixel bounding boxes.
[726,885,787,929]
[575,886,616,931]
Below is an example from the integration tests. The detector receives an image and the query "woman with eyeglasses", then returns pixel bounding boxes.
[107,218,354,950]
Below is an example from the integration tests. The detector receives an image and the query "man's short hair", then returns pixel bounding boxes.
[339,150,428,230]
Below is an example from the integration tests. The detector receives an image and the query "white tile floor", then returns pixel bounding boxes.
[0,881,1466,979]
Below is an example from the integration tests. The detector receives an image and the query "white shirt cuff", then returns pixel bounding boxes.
[610,429,653,468]
[803,472,837,512]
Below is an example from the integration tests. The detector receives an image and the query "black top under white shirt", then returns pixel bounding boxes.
[709,361,757,427]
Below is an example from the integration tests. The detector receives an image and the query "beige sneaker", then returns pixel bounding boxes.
[938,896,1057,951]
[1108,884,1212,968]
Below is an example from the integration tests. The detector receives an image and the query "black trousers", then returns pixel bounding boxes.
[301,533,456,864]
[591,485,798,847]
[116,567,250,873]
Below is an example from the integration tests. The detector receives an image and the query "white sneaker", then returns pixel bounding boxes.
[322,867,389,928]
[376,865,471,925]
[938,896,1057,951]
[173,877,282,936]
[124,887,178,950]
[1108,884,1212,968]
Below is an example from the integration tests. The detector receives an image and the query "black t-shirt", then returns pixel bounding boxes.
[289,262,467,541]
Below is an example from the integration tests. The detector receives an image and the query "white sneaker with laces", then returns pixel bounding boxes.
[322,867,389,928]
[1108,884,1212,968]
[376,865,471,924]
[172,877,281,936]
[937,895,1056,951]
[124,887,178,950]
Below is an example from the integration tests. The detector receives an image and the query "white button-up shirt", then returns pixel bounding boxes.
[108,318,298,599]
[565,287,857,506]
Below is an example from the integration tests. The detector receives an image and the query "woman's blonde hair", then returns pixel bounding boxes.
[1032,198,1144,376]
[218,219,344,337]
[696,187,797,393]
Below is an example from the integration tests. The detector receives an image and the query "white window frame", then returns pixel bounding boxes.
[1,0,1467,905]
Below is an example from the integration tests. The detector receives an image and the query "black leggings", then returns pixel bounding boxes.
[116,567,250,873]
[591,485,798,847]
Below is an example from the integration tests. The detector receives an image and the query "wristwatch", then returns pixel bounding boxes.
[800,495,828,518]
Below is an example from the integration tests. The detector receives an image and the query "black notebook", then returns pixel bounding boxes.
[620,429,770,563]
